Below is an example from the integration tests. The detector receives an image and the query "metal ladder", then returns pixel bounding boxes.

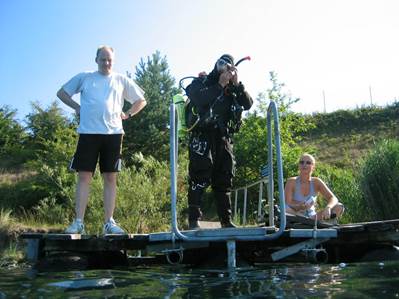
[156,100,336,267]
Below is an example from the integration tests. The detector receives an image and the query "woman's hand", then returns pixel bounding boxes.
[295,202,306,212]
[321,207,332,220]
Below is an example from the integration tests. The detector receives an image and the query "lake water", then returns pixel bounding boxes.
[0,261,398,298]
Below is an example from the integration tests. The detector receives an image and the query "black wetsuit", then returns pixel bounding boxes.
[186,69,253,225]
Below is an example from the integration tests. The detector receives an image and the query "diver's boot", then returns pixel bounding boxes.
[220,217,237,228]
[188,206,202,230]
[215,191,237,228]
[188,219,201,230]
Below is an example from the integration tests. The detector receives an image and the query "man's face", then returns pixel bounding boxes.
[216,58,233,74]
[96,48,114,75]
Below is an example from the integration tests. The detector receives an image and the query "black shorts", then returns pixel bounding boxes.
[70,134,123,173]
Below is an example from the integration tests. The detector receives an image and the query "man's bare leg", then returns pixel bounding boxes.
[75,171,93,220]
[103,172,117,222]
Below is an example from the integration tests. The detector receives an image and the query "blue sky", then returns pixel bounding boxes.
[2,0,399,121]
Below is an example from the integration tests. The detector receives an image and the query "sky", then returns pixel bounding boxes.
[1,0,399,121]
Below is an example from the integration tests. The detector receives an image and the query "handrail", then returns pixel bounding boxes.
[267,101,286,228]
[232,178,268,225]
[169,100,286,241]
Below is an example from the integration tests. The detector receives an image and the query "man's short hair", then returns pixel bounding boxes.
[96,45,114,58]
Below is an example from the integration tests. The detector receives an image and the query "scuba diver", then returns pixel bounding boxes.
[185,54,253,229]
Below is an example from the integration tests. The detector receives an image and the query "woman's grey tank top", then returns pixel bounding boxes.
[294,177,317,204]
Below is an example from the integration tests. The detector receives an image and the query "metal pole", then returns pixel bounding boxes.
[243,188,248,226]
[227,240,236,269]
[267,105,274,227]
[369,85,373,106]
[257,181,263,223]
[234,190,238,218]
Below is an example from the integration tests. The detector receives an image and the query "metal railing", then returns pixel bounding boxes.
[233,177,268,226]
[169,100,286,241]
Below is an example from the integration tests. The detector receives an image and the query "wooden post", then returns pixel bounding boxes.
[25,239,42,262]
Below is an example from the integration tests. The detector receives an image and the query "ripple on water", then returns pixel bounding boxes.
[0,262,398,298]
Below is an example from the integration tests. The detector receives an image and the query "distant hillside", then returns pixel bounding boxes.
[299,102,399,169]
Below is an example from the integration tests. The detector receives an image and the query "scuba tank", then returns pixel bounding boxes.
[173,93,187,138]
[176,56,251,134]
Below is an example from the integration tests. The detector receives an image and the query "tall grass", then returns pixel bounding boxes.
[315,164,363,223]
[0,208,13,229]
[358,139,399,220]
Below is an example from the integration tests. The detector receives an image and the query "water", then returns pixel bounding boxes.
[1,261,399,298]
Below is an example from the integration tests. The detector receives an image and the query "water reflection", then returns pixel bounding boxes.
[0,262,398,298]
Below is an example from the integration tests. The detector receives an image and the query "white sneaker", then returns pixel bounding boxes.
[103,218,125,235]
[65,219,86,234]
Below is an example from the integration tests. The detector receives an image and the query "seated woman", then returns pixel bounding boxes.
[284,153,344,221]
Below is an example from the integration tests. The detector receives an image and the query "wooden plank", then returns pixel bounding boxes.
[284,215,334,228]
[43,237,148,252]
[22,233,89,240]
[336,224,365,232]
[146,241,210,253]
[25,239,41,262]
[45,234,84,240]
[349,219,399,226]
[21,233,45,239]
[330,229,399,245]
[103,234,137,240]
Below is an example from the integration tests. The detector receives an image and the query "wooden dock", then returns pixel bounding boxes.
[21,217,399,270]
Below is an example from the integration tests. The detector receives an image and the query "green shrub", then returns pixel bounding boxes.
[32,154,189,234]
[358,139,399,220]
[315,164,363,223]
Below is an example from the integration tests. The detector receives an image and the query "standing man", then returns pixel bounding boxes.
[185,54,253,229]
[57,45,146,234]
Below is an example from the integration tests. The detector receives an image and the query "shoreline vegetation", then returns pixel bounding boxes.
[0,209,64,267]
[0,54,398,266]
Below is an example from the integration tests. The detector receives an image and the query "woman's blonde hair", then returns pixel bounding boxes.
[299,153,316,165]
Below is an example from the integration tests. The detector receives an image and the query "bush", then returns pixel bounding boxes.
[315,163,363,223]
[33,154,189,234]
[358,139,399,220]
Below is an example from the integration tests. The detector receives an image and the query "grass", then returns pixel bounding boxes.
[0,242,24,268]
[0,208,63,268]
[0,169,35,185]
[301,122,397,169]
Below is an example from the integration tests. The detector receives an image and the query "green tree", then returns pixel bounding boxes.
[231,72,314,219]
[123,51,179,161]
[234,72,312,187]
[25,101,75,160]
[0,106,27,168]
[1,102,78,211]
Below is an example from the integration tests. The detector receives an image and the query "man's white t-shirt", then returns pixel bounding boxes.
[63,71,144,134]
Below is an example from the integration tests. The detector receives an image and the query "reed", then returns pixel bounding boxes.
[359,139,399,220]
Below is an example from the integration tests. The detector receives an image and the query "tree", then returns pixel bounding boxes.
[13,101,77,210]
[234,72,312,187]
[25,101,75,160]
[0,106,27,168]
[123,51,179,161]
